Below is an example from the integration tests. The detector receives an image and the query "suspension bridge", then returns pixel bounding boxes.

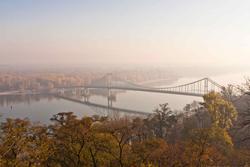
[57,73,223,97]
[54,74,223,116]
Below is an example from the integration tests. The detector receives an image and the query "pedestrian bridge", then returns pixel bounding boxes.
[58,73,223,97]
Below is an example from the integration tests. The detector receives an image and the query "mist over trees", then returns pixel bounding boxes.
[0,68,177,92]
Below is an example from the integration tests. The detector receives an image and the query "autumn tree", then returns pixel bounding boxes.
[131,138,169,166]
[203,92,237,130]
[0,119,53,166]
[147,103,177,140]
[48,112,95,166]
[100,117,139,167]
[49,112,116,167]
[182,126,233,167]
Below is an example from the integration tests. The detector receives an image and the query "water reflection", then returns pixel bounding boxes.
[0,94,56,107]
[0,93,149,124]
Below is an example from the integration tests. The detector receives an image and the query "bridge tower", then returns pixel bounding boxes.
[106,73,112,89]
[204,78,209,94]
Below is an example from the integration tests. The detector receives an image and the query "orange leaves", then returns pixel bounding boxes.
[0,110,249,166]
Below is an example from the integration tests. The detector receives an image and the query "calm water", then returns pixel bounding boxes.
[0,92,201,124]
[0,95,102,124]
[0,71,249,124]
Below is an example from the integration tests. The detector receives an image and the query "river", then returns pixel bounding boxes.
[0,71,250,124]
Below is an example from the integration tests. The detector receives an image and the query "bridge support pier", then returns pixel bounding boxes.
[83,88,90,102]
[58,88,65,95]
[108,98,112,107]
[107,90,117,108]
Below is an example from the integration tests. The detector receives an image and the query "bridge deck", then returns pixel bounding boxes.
[83,86,205,97]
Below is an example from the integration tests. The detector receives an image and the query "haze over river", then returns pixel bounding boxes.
[1,71,250,124]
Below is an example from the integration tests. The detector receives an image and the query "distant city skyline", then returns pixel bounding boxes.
[1,0,250,66]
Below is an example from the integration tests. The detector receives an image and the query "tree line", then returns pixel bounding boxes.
[1,90,250,166]
[0,69,176,92]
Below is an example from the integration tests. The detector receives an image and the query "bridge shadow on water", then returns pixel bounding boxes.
[55,94,150,117]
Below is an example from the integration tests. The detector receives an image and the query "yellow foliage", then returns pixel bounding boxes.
[203,92,238,129]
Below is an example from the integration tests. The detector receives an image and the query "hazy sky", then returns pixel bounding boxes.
[1,0,250,66]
